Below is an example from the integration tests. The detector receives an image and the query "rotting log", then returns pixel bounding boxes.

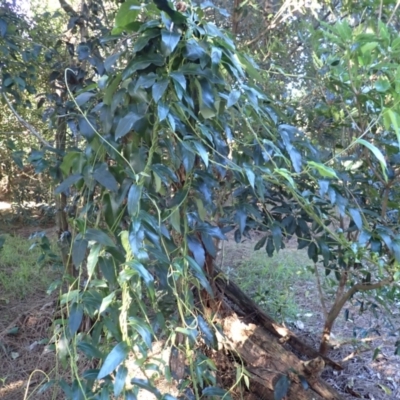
[215,272,343,371]
[220,314,343,400]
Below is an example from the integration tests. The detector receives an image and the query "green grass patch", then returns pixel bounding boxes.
[230,248,312,322]
[0,233,59,301]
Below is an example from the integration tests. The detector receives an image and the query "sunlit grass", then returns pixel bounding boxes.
[228,248,312,322]
[0,234,59,301]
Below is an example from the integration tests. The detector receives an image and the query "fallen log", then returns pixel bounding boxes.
[220,313,343,400]
[215,272,342,371]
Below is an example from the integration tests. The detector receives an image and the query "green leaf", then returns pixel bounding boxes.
[77,341,103,359]
[152,77,169,103]
[85,228,115,247]
[130,378,161,399]
[170,72,186,90]
[99,257,117,285]
[202,387,232,399]
[122,54,165,80]
[384,109,400,150]
[356,139,388,181]
[55,174,82,194]
[254,235,267,251]
[274,375,290,400]
[375,79,390,92]
[197,315,216,348]
[127,259,155,300]
[227,89,241,108]
[114,365,128,397]
[161,29,181,56]
[349,208,362,230]
[99,292,115,314]
[187,235,205,268]
[72,238,88,267]
[97,342,130,380]
[307,242,318,263]
[93,163,119,192]
[75,92,95,106]
[87,244,101,278]
[0,18,7,37]
[69,303,83,336]
[129,316,153,348]
[185,256,213,296]
[115,112,141,139]
[266,236,275,257]
[272,224,282,251]
[128,184,142,216]
[244,166,255,188]
[193,141,209,167]
[114,0,141,29]
[307,161,338,179]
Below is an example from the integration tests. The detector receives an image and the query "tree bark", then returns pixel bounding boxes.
[220,313,343,399]
[215,272,343,371]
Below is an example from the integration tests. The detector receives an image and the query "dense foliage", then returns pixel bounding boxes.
[2,0,400,398]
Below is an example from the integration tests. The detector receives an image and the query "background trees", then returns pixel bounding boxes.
[1,0,400,399]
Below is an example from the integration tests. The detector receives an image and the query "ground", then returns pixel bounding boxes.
[0,202,400,400]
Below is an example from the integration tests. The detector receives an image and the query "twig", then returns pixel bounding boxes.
[2,92,53,148]
[314,263,328,318]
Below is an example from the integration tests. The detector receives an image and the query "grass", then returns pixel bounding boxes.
[0,233,59,302]
[228,248,312,322]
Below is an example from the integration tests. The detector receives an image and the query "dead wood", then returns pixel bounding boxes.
[215,273,343,371]
[221,314,343,400]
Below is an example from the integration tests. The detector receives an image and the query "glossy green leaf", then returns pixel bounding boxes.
[271,224,282,251]
[99,292,115,314]
[114,365,128,397]
[193,141,209,167]
[185,256,213,296]
[129,316,153,348]
[114,0,141,29]
[69,303,83,335]
[55,174,82,194]
[356,139,388,181]
[161,29,181,56]
[375,79,390,92]
[227,89,240,108]
[97,341,130,380]
[130,378,161,399]
[122,54,165,80]
[77,341,103,359]
[87,243,101,277]
[197,315,216,348]
[307,242,318,263]
[254,235,267,251]
[75,92,95,106]
[187,235,205,268]
[127,259,155,300]
[93,163,119,192]
[85,228,115,247]
[152,77,169,103]
[72,238,88,267]
[266,236,275,257]
[202,387,232,399]
[307,161,338,179]
[127,184,142,216]
[349,208,362,230]
[115,112,141,140]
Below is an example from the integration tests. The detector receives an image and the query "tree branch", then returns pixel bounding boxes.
[2,92,53,148]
